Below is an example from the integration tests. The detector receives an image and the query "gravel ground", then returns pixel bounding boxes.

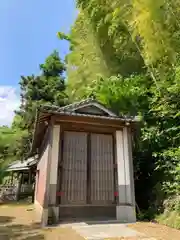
[105,221,180,240]
[128,222,180,240]
[0,203,84,240]
[0,203,180,240]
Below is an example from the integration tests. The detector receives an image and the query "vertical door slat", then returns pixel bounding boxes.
[90,133,114,204]
[61,131,87,204]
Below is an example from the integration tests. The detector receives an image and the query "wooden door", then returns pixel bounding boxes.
[90,133,114,204]
[61,131,88,204]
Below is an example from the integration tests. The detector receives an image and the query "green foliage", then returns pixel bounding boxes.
[1,0,180,224]
[0,50,68,181]
[156,211,180,229]
[163,196,180,212]
[0,125,27,183]
[17,50,68,157]
[66,0,180,219]
[65,1,145,99]
[81,74,150,116]
[57,32,71,42]
[156,196,180,229]
[75,0,180,85]
[67,59,180,215]
[65,12,111,100]
[0,126,26,162]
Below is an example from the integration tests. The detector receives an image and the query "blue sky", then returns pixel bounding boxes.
[0,0,76,125]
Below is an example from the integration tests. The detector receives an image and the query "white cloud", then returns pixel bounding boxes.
[0,86,20,126]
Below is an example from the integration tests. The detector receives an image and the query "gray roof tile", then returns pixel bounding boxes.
[6,157,37,172]
[39,98,138,121]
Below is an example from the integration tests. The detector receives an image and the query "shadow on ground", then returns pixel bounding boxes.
[0,216,44,240]
[0,216,14,224]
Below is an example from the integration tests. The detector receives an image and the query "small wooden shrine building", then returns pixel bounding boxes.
[5,157,37,200]
[31,98,139,226]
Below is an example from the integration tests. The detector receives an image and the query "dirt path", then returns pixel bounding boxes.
[106,222,180,240]
[0,203,84,240]
[128,222,180,240]
[0,203,180,240]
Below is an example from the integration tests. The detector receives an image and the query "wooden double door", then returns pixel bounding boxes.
[59,131,116,206]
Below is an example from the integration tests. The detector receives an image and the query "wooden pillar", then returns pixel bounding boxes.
[45,124,60,224]
[21,172,24,184]
[48,125,60,205]
[28,170,32,184]
[115,127,136,223]
[11,172,14,184]
[16,172,23,201]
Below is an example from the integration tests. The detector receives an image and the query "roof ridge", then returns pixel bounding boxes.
[58,98,95,111]
[40,98,95,112]
[40,98,119,117]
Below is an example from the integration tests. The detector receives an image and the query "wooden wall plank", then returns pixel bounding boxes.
[59,130,115,207]
[90,134,114,204]
[61,131,87,204]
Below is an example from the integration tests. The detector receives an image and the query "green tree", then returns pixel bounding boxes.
[0,51,68,182]
[59,12,111,100]
[82,70,180,213]
[64,0,180,216]
[16,50,68,158]
[59,3,145,100]
[0,125,25,183]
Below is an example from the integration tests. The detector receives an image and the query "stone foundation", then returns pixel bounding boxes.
[116,205,136,223]
[0,185,18,202]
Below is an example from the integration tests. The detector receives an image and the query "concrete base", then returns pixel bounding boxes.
[34,200,43,217]
[34,201,60,226]
[60,222,143,239]
[34,200,48,227]
[116,205,136,223]
[41,208,49,227]
[51,206,59,224]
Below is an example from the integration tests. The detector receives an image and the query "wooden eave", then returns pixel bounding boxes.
[31,108,138,154]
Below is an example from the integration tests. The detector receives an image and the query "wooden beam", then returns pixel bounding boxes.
[53,115,125,129]
[61,123,118,134]
[56,120,123,129]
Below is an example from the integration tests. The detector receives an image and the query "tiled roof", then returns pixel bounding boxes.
[39,108,137,122]
[30,98,140,155]
[39,98,138,122]
[6,156,37,172]
[39,98,95,112]
[58,98,97,112]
